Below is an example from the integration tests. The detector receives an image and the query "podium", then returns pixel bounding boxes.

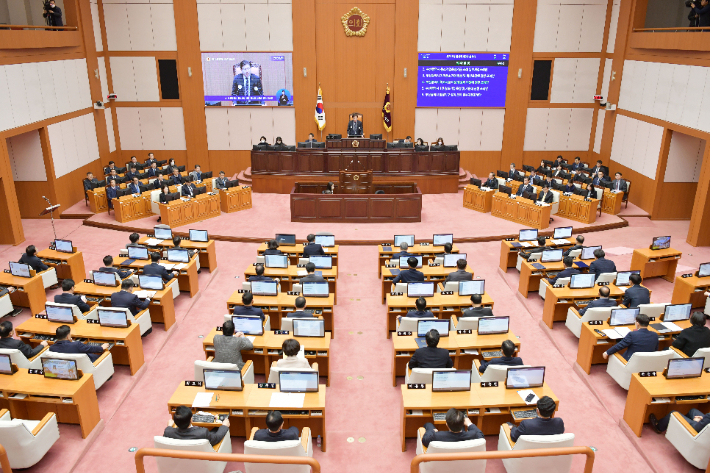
[339,170,373,194]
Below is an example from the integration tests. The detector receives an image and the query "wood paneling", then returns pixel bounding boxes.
[115,150,188,167]
[13,181,53,218]
[0,31,82,51]
[688,144,710,246]
[208,150,251,178]
[0,139,25,244]
[392,0,418,139]
[654,182,697,219]
[460,151,502,179]
[292,0,317,141]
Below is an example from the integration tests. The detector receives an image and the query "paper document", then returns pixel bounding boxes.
[145,238,163,246]
[269,392,305,408]
[159,263,175,270]
[192,392,214,408]
[246,336,256,343]
[517,389,539,405]
[134,290,156,299]
[602,329,624,340]
[297,270,307,276]
[662,322,683,332]
[173,263,187,270]
[463,349,479,355]
[520,242,533,247]
[615,327,632,337]
[619,287,628,292]
[552,239,569,245]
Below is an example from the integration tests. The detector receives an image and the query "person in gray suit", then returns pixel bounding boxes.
[189,165,204,183]
[300,262,325,283]
[445,259,473,283]
[214,171,229,190]
[213,320,253,369]
[610,172,628,193]
[164,405,230,446]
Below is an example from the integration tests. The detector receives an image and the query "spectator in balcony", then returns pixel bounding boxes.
[43,0,63,27]
[692,0,710,27]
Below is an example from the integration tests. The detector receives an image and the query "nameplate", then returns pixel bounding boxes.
[297,264,307,268]
[407,384,425,389]
[481,381,499,388]
[382,244,391,247]
[274,330,289,335]
[441,291,454,295]
[639,371,657,377]
[387,264,397,268]
[553,284,565,288]
[397,331,413,336]
[505,238,515,242]
[420,243,430,246]
[287,291,300,296]
[34,314,48,319]
[3,270,9,273]
[314,310,322,315]
[544,236,551,239]
[588,320,604,326]
[682,273,693,278]
[237,289,246,293]
[86,319,100,324]
[258,383,276,389]
[252,263,258,266]
[84,279,93,283]
[390,292,404,297]
[216,326,223,331]
[597,282,609,286]
[429,263,441,267]
[185,381,203,387]
[28,369,44,375]
[649,316,656,322]
[457,329,472,334]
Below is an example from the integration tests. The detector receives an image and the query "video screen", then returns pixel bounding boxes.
[93,271,117,287]
[432,370,471,392]
[408,282,434,298]
[417,319,449,337]
[663,303,692,322]
[309,256,332,269]
[265,255,288,268]
[459,280,485,296]
[0,354,12,374]
[444,253,466,268]
[189,229,209,242]
[570,273,595,289]
[652,236,671,250]
[615,271,640,286]
[46,305,74,323]
[128,246,149,260]
[580,246,601,260]
[303,281,329,297]
[699,263,710,278]
[9,262,31,278]
[167,249,190,263]
[417,53,509,107]
[202,52,293,106]
[541,249,563,263]
[314,235,334,247]
[275,234,296,245]
[251,280,278,296]
[42,358,79,380]
[666,358,704,379]
[433,234,453,246]
[400,256,423,268]
[478,316,509,335]
[394,235,415,247]
[553,227,573,239]
[279,371,319,393]
[232,315,264,335]
[54,239,73,253]
[98,308,128,328]
[139,275,164,290]
[293,319,325,338]
[154,227,172,240]
[519,229,538,242]
[204,369,243,391]
[610,308,639,326]
[506,366,545,389]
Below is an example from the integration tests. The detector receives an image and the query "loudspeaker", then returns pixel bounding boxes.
[158,60,180,100]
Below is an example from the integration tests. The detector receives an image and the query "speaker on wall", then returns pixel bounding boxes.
[530,60,552,101]
[158,60,180,100]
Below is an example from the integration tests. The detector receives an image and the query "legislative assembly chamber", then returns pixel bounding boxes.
[1,0,710,472]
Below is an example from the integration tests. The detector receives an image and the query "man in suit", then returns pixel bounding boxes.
[405,297,434,319]
[478,340,523,373]
[483,172,499,189]
[508,163,518,179]
[254,411,299,442]
[215,171,229,190]
[300,262,325,283]
[152,172,169,190]
[285,296,314,319]
[0,321,47,358]
[537,184,554,204]
[671,311,710,357]
[106,168,120,181]
[125,166,140,181]
[234,292,266,321]
[421,408,484,447]
[563,181,577,194]
[142,252,178,282]
[528,170,538,182]
[555,155,566,167]
[54,279,90,313]
[111,280,151,316]
[43,0,63,27]
[189,165,203,183]
[393,257,425,284]
[232,60,263,105]
[181,180,197,198]
[592,170,607,187]
[445,259,473,283]
[548,257,580,285]
[104,161,117,175]
[99,255,132,280]
[84,172,98,192]
[127,177,141,195]
[126,232,145,249]
[248,264,273,282]
[589,249,616,280]
[392,242,415,260]
[651,408,710,435]
[563,235,585,257]
[590,160,608,177]
[408,329,453,369]
[106,179,119,209]
[49,325,108,362]
[610,172,628,193]
[128,156,142,169]
[164,405,230,446]
[461,294,493,318]
[551,165,565,179]
[622,273,650,308]
[19,245,48,272]
[509,396,564,442]
[579,286,618,315]
[515,177,534,197]
[263,240,282,255]
[303,234,325,257]
[171,168,183,184]
[520,236,548,261]
[570,156,583,171]
[305,133,317,143]
[145,162,159,178]
[145,153,157,167]
[346,113,363,137]
[603,313,658,361]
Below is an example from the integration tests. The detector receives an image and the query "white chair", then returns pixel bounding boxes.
[516,252,541,272]
[281,316,313,332]
[395,282,408,293]
[665,411,710,469]
[405,366,457,385]
[564,306,616,338]
[0,346,47,370]
[638,303,667,320]
[0,410,60,469]
[244,427,312,473]
[397,317,441,333]
[293,283,302,294]
[39,267,58,289]
[153,431,232,473]
[497,425,575,473]
[194,359,254,385]
[415,427,486,473]
[298,258,309,265]
[46,301,97,321]
[538,277,570,301]
[595,272,617,284]
[671,347,710,369]
[118,249,129,257]
[567,249,581,258]
[91,306,152,336]
[40,351,114,390]
[267,364,317,384]
[480,364,531,383]
[496,177,506,188]
[455,316,492,331]
[550,190,560,215]
[150,190,162,214]
[256,255,265,265]
[705,295,710,317]
[606,350,674,390]
[438,281,458,293]
[243,282,252,291]
[433,256,444,265]
[0,293,13,317]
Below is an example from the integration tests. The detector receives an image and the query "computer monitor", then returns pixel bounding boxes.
[663,303,693,322]
[279,371,319,392]
[459,280,485,296]
[540,249,563,263]
[443,253,466,268]
[302,281,329,297]
[569,273,596,289]
[93,271,118,287]
[417,319,450,337]
[651,236,671,250]
[506,366,545,389]
[699,263,710,278]
[231,315,264,335]
[400,256,423,268]
[167,248,190,263]
[54,239,73,253]
[580,245,602,260]
[46,305,75,324]
[394,235,415,247]
[432,370,472,392]
[42,358,79,380]
[139,274,164,290]
[615,270,640,287]
[0,354,12,375]
[665,358,705,380]
[127,246,149,260]
[553,226,573,239]
[407,282,435,298]
[251,280,278,296]
[609,308,640,326]
[518,229,538,242]
[314,235,335,247]
[293,319,325,338]
[98,308,129,328]
[499,185,512,195]
[275,233,296,246]
[433,234,453,246]
[477,316,510,335]
[203,369,243,391]
[189,229,209,242]
[265,254,289,268]
[9,262,31,278]
[154,227,172,240]
[309,256,332,269]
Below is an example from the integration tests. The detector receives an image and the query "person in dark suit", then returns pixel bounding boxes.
[528,170,539,183]
[263,240,282,255]
[592,170,607,187]
[254,411,299,442]
[393,257,425,284]
[563,181,577,194]
[54,279,90,313]
[520,236,548,261]
[461,294,493,318]
[554,155,566,167]
[651,408,710,434]
[111,280,151,316]
[305,133,317,143]
[285,296,314,319]
[405,297,435,319]
[142,252,178,282]
[610,172,628,193]
[106,179,119,209]
[232,60,263,105]
[589,160,608,177]
[127,177,141,195]
[19,245,48,272]
[548,257,580,285]
[171,168,183,184]
[445,259,473,283]
[622,274,651,308]
[408,329,453,369]
[0,321,47,358]
[164,405,230,446]
[43,0,63,27]
[248,264,273,282]
[537,184,554,204]
[562,235,585,257]
[671,311,710,357]
[603,313,658,361]
[443,243,453,255]
[509,396,564,442]
[99,255,132,280]
[189,165,203,183]
[392,242,415,260]
[422,408,484,447]
[153,173,170,190]
[145,162,159,178]
[181,181,197,198]
[579,286,617,315]
[570,157,583,171]
[104,161,117,175]
[49,325,108,362]
[215,171,229,190]
[303,234,325,257]
[158,186,171,204]
[692,0,710,27]
[233,292,266,321]
[106,168,120,181]
[479,340,523,373]
[589,249,616,280]
[171,237,196,261]
[145,153,157,167]
[84,172,99,192]
[300,262,325,283]
[125,166,140,182]
[551,165,565,179]
[515,177,534,197]
[126,233,145,249]
[166,158,179,174]
[346,113,363,137]
[535,161,547,174]
[483,172,499,189]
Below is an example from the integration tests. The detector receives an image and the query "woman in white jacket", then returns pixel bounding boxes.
[276,339,311,369]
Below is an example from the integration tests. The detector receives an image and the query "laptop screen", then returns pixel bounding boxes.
[98,308,129,328]
[93,271,118,287]
[443,253,466,267]
[167,248,190,263]
[42,358,79,380]
[580,245,601,260]
[541,249,563,263]
[477,316,509,335]
[433,234,453,246]
[251,280,278,296]
[279,371,319,392]
[651,236,671,250]
[569,273,595,289]
[699,263,710,278]
[459,280,485,296]
[615,271,640,286]
[394,235,415,247]
[189,229,209,242]
[417,319,449,337]
[265,255,288,268]
[407,282,434,298]
[128,246,149,260]
[9,262,31,278]
[54,239,73,253]
[46,305,74,323]
[231,316,264,335]
[609,308,639,326]
[666,358,704,380]
[309,256,332,269]
[663,303,693,322]
[314,235,334,247]
[139,275,164,290]
[400,256,423,268]
[506,366,545,389]
[293,319,325,338]
[275,234,296,246]
[303,281,329,297]
[432,370,471,392]
[154,227,172,240]
[0,354,12,375]
[518,229,538,242]
[553,227,573,239]
[204,369,243,391]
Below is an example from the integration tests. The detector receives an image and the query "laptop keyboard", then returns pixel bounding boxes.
[192,414,215,423]
[576,300,591,307]
[512,409,539,420]
[482,350,503,358]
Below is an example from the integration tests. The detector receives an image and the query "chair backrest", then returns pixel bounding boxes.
[292,283,302,294]
[692,347,710,369]
[579,306,617,323]
[395,282,408,293]
[638,303,667,320]
[267,366,316,384]
[298,258,309,265]
[509,433,576,473]
[554,277,570,287]
[40,352,94,373]
[595,272,617,284]
[422,438,487,473]
[0,348,31,368]
[0,419,38,451]
[567,249,581,258]
[481,364,531,383]
[153,436,225,473]
[397,317,440,332]
[439,281,458,293]
[408,367,457,384]
[118,249,128,256]
[455,316,493,331]
[626,350,675,372]
[243,282,252,291]
[45,301,85,319]
[256,255,265,264]
[194,360,240,382]
[244,439,308,473]
[528,252,541,262]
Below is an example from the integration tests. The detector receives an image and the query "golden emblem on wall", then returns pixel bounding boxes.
[342,7,370,37]
[352,140,360,147]
[353,174,360,181]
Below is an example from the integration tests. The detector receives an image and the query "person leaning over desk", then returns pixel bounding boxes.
[213,320,252,368]
[602,313,658,362]
[548,256,580,285]
[164,405,229,446]
[0,321,47,357]
[111,280,151,316]
[408,329,453,369]
[421,408,484,447]
[142,252,178,282]
[562,235,584,257]
[49,325,108,362]
[520,236,547,261]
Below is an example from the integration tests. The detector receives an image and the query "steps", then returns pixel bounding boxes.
[458,168,473,190]
[236,167,252,186]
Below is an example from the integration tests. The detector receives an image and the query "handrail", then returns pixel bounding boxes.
[0,444,13,473]
[633,27,710,32]
[0,25,77,31]
[411,446,595,473]
[134,448,320,473]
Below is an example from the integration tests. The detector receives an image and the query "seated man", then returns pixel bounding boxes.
[421,408,483,447]
[103,160,117,175]
[171,236,196,260]
[589,249,616,280]
[443,243,453,254]
[145,162,159,178]
[142,252,178,282]
[214,171,229,190]
[405,297,434,319]
[392,242,414,259]
[478,340,522,373]
[99,255,132,280]
[152,172,170,190]
[392,257,425,284]
[189,165,203,183]
[611,172,628,193]
[145,153,158,167]
[537,184,554,204]
[254,411,300,442]
[84,172,98,191]
[621,274,650,308]
[650,407,710,435]
[276,339,311,369]
[127,176,141,194]
[0,320,47,358]
[408,329,453,369]
[171,168,183,184]
[303,233,326,257]
[263,240,282,255]
[213,320,253,368]
[126,232,145,249]
[300,262,325,283]
[248,264,273,282]
[570,156,583,171]
[578,286,617,316]
[286,296,314,318]
[444,259,473,283]
[19,245,48,272]
[164,405,230,446]
[111,279,151,316]
[483,172,499,189]
[562,235,584,257]
[49,325,108,362]
[562,181,577,194]
[181,180,198,198]
[515,177,534,197]
[602,313,658,362]
[461,294,493,318]
[106,179,119,209]
[234,292,265,322]
[520,236,548,261]
[672,311,710,357]
[547,256,580,285]
[125,166,140,181]
[509,396,564,442]
[54,279,90,313]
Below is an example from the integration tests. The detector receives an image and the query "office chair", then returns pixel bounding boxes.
[666,412,710,469]
[0,346,47,370]
[595,272,617,284]
[416,430,486,473]
[479,364,531,383]
[154,432,231,473]
[394,282,408,293]
[256,255,265,265]
[396,317,440,333]
[606,350,676,390]
[539,277,571,300]
[405,367,457,385]
[565,306,616,338]
[638,303,667,320]
[516,252,541,272]
[455,316,492,331]
[292,283,302,294]
[671,347,710,369]
[438,281,458,293]
[497,427,576,473]
[244,427,312,473]
[46,300,98,321]
[0,292,15,318]
[40,351,114,390]
[0,410,60,469]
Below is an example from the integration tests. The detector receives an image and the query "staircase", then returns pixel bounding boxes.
[458,168,473,190]
[237,167,252,186]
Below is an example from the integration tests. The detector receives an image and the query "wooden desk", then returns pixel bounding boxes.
[160,192,221,229]
[518,258,587,297]
[37,248,86,282]
[115,255,199,297]
[202,328,331,385]
[671,274,710,309]
[491,193,551,229]
[381,264,474,303]
[631,247,682,282]
[556,194,597,224]
[139,236,218,273]
[227,291,335,334]
[87,187,108,213]
[220,186,253,213]
[499,238,574,272]
[0,369,99,438]
[0,272,46,315]
[17,317,145,375]
[257,244,340,268]
[463,185,495,213]
[113,191,154,223]
[244,265,338,303]
[400,382,558,451]
[624,371,710,437]
[378,244,459,277]
[542,284,625,329]
[601,189,623,215]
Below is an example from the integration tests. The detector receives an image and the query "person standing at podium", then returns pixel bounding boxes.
[232,60,263,105]
[347,113,363,137]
